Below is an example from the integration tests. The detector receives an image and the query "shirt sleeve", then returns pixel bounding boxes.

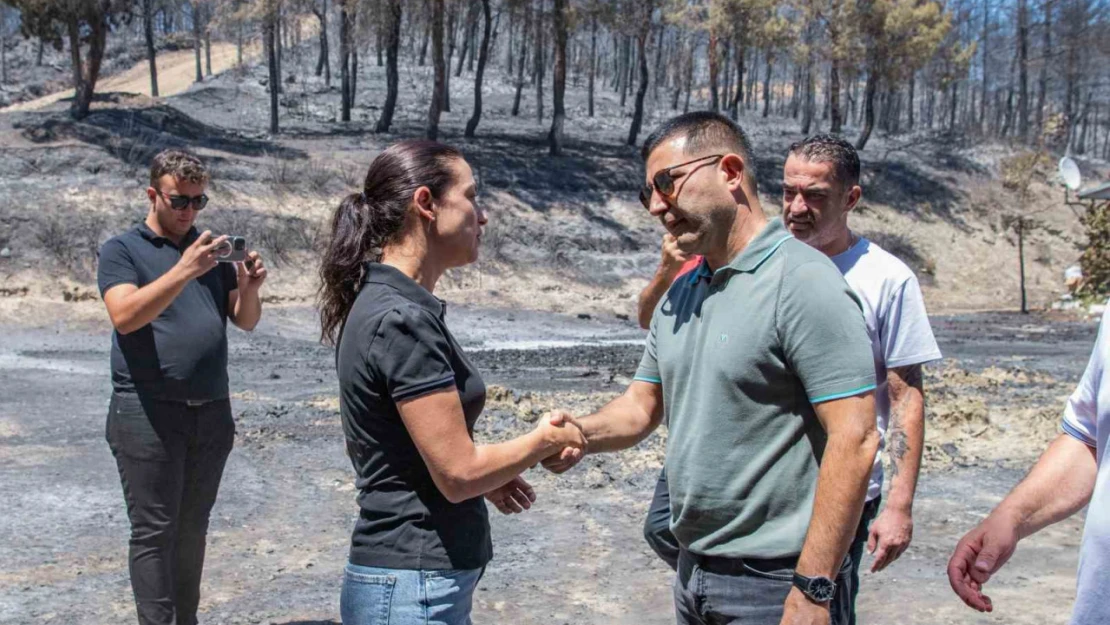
[96,238,138,296]
[634,312,662,384]
[778,260,877,404]
[881,276,942,369]
[371,306,457,402]
[1062,309,1108,448]
[224,262,239,292]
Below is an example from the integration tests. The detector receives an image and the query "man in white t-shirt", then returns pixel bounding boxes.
[947,308,1108,624]
[636,134,941,625]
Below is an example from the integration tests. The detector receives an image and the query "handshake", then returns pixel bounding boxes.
[484,410,588,516]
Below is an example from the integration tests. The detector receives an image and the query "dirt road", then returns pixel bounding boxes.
[2,40,259,114]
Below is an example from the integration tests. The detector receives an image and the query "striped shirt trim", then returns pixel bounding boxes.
[809,383,878,404]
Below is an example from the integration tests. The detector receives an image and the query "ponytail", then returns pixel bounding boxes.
[317,140,463,345]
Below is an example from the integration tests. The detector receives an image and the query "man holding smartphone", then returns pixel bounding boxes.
[97,149,266,625]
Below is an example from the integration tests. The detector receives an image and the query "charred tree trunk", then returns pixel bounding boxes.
[420,19,430,66]
[1036,0,1052,136]
[1018,0,1030,140]
[427,0,445,140]
[534,0,545,123]
[708,32,720,112]
[193,1,203,82]
[548,0,566,155]
[856,66,879,150]
[144,0,159,96]
[762,51,773,118]
[511,0,531,116]
[314,0,330,84]
[628,3,651,146]
[444,4,457,112]
[376,0,402,133]
[465,0,493,137]
[340,0,351,122]
[588,14,596,117]
[729,37,745,119]
[265,11,279,132]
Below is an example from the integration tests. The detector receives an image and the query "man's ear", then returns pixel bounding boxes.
[845,185,862,213]
[146,187,158,208]
[412,186,436,222]
[720,153,746,193]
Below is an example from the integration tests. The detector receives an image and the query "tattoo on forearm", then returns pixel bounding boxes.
[887,364,924,479]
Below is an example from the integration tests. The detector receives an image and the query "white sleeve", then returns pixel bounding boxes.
[881,276,943,369]
[1063,310,1108,448]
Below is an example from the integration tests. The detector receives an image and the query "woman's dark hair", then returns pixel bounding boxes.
[318,139,463,345]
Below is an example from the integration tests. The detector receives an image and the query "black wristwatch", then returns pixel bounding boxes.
[792,572,836,603]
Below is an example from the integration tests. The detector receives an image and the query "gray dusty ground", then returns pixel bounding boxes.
[0,308,1098,625]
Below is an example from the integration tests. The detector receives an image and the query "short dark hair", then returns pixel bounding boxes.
[787,134,860,188]
[641,112,758,185]
[149,149,209,188]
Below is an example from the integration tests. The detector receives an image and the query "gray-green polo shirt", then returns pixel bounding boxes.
[635,218,876,559]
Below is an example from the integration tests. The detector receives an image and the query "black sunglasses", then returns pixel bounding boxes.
[158,189,209,211]
[639,154,724,209]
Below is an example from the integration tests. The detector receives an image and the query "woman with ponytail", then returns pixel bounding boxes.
[319,140,586,625]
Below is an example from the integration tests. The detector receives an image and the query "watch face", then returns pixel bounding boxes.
[809,577,836,602]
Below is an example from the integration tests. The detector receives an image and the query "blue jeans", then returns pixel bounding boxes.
[674,550,853,625]
[340,563,484,625]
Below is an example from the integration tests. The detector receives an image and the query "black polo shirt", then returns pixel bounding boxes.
[97,223,237,402]
[337,262,491,571]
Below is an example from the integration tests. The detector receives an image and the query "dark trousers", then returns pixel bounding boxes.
[106,391,235,625]
[846,496,882,625]
[674,549,853,625]
[645,467,864,623]
[643,466,681,571]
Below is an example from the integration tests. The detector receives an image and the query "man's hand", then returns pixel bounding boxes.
[237,250,267,292]
[659,233,691,276]
[779,587,830,625]
[867,505,913,572]
[485,475,536,515]
[176,231,227,281]
[540,410,586,474]
[946,512,1020,613]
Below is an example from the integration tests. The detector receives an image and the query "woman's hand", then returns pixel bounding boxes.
[485,476,537,514]
[535,411,587,460]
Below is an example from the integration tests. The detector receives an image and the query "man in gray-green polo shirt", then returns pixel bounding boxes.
[543,112,879,625]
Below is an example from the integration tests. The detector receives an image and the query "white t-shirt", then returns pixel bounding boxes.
[831,237,943,502]
[1061,306,1110,625]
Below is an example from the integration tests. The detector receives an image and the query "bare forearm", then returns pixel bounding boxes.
[579,388,661,453]
[637,269,677,329]
[797,428,880,578]
[232,288,262,331]
[885,392,924,512]
[993,433,1097,539]
[111,267,190,334]
[444,431,556,503]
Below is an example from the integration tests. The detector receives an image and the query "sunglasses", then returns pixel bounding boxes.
[157,189,209,211]
[639,154,724,209]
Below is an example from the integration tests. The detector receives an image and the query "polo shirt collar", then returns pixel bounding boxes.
[137,222,199,249]
[362,262,446,318]
[722,219,793,274]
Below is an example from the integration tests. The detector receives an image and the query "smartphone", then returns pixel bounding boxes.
[214,236,248,263]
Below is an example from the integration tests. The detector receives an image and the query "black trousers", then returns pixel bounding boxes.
[106,391,235,625]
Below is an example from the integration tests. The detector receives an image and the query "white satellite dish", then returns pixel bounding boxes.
[1059,156,1082,191]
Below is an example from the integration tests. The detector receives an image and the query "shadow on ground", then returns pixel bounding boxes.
[12,95,306,171]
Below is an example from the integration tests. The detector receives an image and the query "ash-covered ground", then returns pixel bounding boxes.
[0,307,1097,625]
